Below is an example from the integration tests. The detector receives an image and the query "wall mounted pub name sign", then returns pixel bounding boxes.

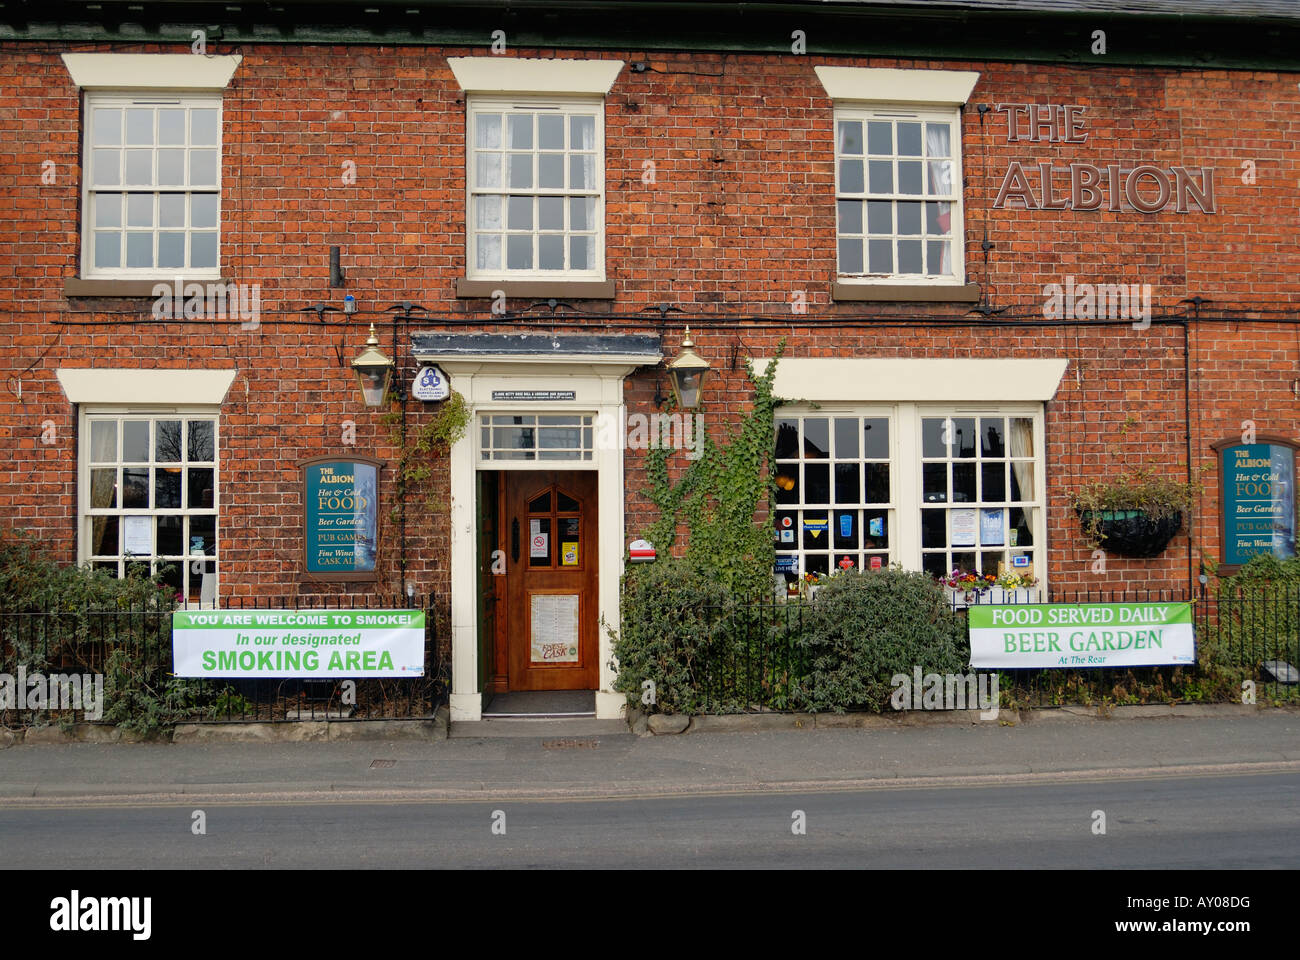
[300,455,383,582]
[1216,440,1297,568]
[991,104,1215,214]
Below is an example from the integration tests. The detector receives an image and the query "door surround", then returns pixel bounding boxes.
[411,334,662,722]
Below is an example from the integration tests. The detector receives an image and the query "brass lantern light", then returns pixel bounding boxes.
[667,326,711,410]
[351,322,395,408]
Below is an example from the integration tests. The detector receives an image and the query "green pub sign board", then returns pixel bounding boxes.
[1219,442,1296,567]
[300,456,383,581]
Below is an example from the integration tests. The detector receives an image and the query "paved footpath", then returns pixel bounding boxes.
[1,709,1298,804]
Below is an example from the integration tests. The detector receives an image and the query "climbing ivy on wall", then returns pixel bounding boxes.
[383,390,471,523]
[643,341,786,599]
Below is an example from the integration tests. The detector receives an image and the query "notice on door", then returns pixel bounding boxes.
[529,518,549,560]
[531,593,579,663]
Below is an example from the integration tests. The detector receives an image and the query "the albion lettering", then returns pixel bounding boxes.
[991,104,1216,214]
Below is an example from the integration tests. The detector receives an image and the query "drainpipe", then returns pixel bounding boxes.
[1182,318,1194,593]
[392,314,407,594]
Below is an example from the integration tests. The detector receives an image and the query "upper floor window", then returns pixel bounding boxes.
[834,105,962,284]
[814,66,978,291]
[467,96,604,280]
[82,92,222,278]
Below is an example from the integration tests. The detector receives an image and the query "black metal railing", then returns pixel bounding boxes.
[694,600,808,713]
[955,586,1299,708]
[0,595,448,727]
[629,586,1300,713]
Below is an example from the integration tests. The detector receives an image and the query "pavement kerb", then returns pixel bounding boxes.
[0,701,1293,746]
[4,760,1300,807]
[645,700,1293,734]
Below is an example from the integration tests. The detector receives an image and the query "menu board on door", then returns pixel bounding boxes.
[530,593,579,663]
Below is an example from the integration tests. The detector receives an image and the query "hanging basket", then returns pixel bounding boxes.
[1079,509,1183,558]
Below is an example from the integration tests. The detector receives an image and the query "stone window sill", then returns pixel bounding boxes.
[832,281,981,303]
[65,278,229,298]
[455,278,616,300]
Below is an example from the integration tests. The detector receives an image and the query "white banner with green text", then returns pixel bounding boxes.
[968,602,1196,668]
[172,609,425,678]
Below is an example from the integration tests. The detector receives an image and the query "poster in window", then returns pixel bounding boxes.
[980,508,1005,546]
[123,516,152,555]
[300,456,382,582]
[950,509,977,547]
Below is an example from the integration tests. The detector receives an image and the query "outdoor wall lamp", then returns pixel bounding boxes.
[351,322,394,407]
[666,326,711,410]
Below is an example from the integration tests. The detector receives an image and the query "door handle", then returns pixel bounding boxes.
[511,517,519,564]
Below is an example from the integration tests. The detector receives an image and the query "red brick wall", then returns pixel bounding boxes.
[2,43,1298,602]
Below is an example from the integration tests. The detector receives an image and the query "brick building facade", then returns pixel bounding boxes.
[2,1,1298,718]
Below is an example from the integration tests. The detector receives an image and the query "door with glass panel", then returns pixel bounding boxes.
[917,412,1040,581]
[773,411,893,588]
[503,471,598,691]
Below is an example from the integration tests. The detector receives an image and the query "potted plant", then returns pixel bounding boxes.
[940,569,981,608]
[801,571,826,599]
[1073,467,1197,557]
[992,569,1040,603]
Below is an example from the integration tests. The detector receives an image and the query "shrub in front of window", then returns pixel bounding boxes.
[792,567,968,713]
[610,558,741,716]
[0,528,249,734]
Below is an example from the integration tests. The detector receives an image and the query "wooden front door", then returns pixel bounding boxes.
[504,471,598,690]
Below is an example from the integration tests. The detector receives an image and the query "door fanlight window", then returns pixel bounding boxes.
[480,413,594,461]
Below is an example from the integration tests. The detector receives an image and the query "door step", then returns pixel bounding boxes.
[481,690,596,717]
[450,717,629,738]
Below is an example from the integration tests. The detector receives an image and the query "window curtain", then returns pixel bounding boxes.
[1009,418,1035,503]
[89,469,117,556]
[925,123,953,275]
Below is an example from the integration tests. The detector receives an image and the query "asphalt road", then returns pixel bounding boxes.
[2,771,1295,868]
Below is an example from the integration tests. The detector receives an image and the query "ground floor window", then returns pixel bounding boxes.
[775,411,893,576]
[80,411,219,604]
[773,404,1044,586]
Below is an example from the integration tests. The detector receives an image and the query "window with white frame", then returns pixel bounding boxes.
[774,413,894,578]
[834,105,963,283]
[82,92,222,277]
[918,414,1039,579]
[467,97,603,279]
[82,413,219,604]
[480,413,595,461]
[773,406,1043,585]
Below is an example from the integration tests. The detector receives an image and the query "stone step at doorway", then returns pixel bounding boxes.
[481,690,596,719]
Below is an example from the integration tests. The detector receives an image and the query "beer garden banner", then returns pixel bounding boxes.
[173,609,425,678]
[968,602,1196,669]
